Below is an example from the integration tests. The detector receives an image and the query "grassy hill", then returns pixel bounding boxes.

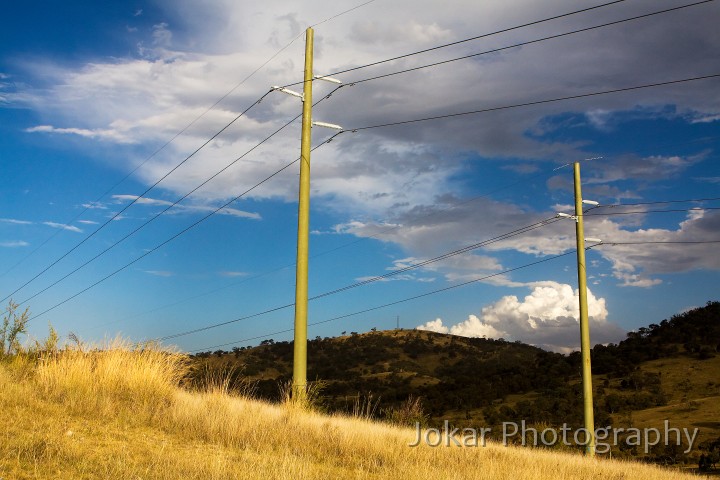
[0,341,709,479]
[193,301,720,465]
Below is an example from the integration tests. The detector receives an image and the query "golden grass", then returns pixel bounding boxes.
[0,342,707,479]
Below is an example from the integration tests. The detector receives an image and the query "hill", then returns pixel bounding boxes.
[192,301,720,465]
[0,341,707,479]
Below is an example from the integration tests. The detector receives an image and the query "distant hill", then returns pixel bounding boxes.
[190,301,720,463]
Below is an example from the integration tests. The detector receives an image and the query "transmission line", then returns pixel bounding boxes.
[348,74,720,131]
[1,91,273,305]
[335,1,716,89]
[583,207,720,217]
[0,0,376,279]
[590,197,720,208]
[594,240,720,245]
[189,249,577,353]
[87,161,568,332]
[172,203,720,347]
[25,132,344,323]
[152,216,561,343]
[11,85,347,315]
[285,0,632,87]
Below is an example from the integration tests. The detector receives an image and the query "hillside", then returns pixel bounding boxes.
[0,342,707,479]
[193,301,720,464]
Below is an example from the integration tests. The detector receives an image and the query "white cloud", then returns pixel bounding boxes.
[218,271,247,277]
[0,218,33,225]
[0,241,29,247]
[355,273,435,283]
[7,0,717,214]
[43,222,82,233]
[416,281,624,351]
[77,220,99,225]
[81,203,108,210]
[416,318,448,334]
[25,125,134,143]
[4,0,719,294]
[111,194,261,220]
[143,270,174,277]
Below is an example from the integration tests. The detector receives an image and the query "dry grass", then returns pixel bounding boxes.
[0,341,707,479]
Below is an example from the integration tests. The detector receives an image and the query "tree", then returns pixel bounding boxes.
[0,300,30,356]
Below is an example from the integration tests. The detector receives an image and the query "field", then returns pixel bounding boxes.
[0,340,708,479]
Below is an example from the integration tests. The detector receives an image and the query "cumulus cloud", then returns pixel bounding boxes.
[417,281,625,351]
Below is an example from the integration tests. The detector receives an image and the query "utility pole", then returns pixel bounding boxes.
[573,161,595,457]
[292,27,314,400]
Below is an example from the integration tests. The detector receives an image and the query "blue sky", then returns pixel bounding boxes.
[1,0,718,353]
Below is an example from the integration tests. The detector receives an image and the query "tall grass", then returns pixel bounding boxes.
[0,341,707,479]
[34,338,188,416]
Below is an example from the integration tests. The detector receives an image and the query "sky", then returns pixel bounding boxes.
[0,0,718,354]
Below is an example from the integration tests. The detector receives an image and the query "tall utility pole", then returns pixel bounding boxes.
[292,27,314,399]
[573,161,595,457]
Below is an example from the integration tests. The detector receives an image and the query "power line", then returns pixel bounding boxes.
[12,85,347,313]
[10,19,717,312]
[189,249,576,353]
[310,0,379,28]
[309,217,560,302]
[1,34,310,280]
[595,240,720,245]
[1,90,273,305]
[284,0,632,87]
[592,197,720,208]
[180,205,720,348]
[152,216,561,343]
[348,74,720,131]
[1,0,378,280]
[187,239,720,352]
[90,159,720,333]
[339,1,716,88]
[25,133,344,324]
[88,159,568,332]
[584,207,720,217]
[3,0,373,301]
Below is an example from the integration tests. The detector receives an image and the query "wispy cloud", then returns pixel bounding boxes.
[43,221,82,233]
[355,273,435,283]
[26,125,134,143]
[0,218,33,225]
[143,270,174,277]
[77,220,99,225]
[81,202,108,210]
[111,194,261,220]
[0,240,29,247]
[218,271,247,277]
